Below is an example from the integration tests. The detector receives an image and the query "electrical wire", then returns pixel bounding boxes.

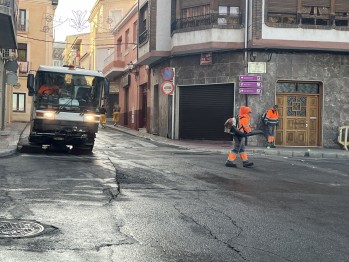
[17,34,137,46]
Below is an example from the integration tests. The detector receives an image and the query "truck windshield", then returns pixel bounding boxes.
[35,71,104,113]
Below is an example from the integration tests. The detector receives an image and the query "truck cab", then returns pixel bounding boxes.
[27,65,109,152]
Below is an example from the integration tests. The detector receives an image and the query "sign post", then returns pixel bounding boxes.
[161,81,174,95]
[161,67,176,139]
[238,75,263,95]
[171,68,175,139]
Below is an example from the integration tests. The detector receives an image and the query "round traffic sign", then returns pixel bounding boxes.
[161,67,174,81]
[161,81,174,95]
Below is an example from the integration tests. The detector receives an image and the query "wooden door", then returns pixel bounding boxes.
[276,94,320,146]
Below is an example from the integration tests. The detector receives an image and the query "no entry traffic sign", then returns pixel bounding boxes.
[161,81,175,95]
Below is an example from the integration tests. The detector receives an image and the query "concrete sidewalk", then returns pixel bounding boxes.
[0,122,29,157]
[107,123,349,159]
[1,121,349,159]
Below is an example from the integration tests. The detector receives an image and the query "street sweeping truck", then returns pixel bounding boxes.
[26,65,109,152]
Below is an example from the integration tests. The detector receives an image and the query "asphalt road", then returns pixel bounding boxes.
[0,128,348,262]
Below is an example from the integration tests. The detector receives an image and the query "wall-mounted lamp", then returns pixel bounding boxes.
[127,61,139,76]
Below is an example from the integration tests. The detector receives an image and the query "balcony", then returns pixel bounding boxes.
[170,13,245,56]
[102,51,126,78]
[0,0,18,49]
[171,13,242,33]
[17,19,29,32]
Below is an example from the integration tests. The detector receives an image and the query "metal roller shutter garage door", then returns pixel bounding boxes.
[179,84,235,140]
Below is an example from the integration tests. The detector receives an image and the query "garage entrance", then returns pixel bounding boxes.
[178,83,235,140]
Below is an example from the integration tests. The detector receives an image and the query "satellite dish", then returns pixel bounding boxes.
[6,71,18,85]
[4,60,19,73]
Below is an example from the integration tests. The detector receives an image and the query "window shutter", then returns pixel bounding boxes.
[267,0,298,13]
[302,0,331,7]
[335,0,349,12]
[219,0,241,6]
[182,0,210,9]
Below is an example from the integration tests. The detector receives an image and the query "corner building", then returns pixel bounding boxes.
[137,0,349,148]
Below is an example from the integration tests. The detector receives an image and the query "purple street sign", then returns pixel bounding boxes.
[239,82,263,88]
[239,88,262,95]
[239,75,262,81]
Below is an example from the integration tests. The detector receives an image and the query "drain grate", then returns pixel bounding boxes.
[0,220,45,238]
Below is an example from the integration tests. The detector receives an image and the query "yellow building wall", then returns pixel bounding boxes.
[89,0,136,71]
[11,0,56,123]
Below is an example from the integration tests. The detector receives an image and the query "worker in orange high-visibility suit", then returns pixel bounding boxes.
[225,106,254,168]
[263,105,279,148]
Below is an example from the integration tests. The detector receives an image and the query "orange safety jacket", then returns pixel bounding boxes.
[265,108,279,126]
[238,106,252,133]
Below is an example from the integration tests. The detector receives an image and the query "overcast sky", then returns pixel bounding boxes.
[53,0,96,42]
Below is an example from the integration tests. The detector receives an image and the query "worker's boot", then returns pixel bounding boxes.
[225,160,237,168]
[243,161,254,168]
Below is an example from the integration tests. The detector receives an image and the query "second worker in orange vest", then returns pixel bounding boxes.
[263,105,279,148]
[225,106,254,168]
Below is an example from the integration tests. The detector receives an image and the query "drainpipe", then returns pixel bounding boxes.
[244,0,249,107]
[1,66,6,130]
[244,0,249,145]
[171,68,175,140]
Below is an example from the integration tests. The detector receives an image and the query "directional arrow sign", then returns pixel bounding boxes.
[239,82,263,88]
[239,88,262,95]
[239,75,262,81]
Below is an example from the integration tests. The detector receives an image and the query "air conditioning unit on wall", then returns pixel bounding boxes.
[1,49,17,60]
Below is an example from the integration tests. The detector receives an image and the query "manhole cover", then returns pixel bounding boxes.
[0,220,45,238]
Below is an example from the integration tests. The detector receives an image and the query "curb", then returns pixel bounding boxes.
[2,122,349,159]
[107,125,349,159]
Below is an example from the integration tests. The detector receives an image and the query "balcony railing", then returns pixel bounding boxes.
[0,0,13,7]
[104,51,115,66]
[267,11,349,28]
[139,29,148,46]
[171,13,242,33]
[18,61,29,75]
[0,0,18,17]
[104,52,123,68]
[17,19,28,32]
[18,61,29,74]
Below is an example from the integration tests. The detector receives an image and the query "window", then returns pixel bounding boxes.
[276,82,319,94]
[13,93,26,112]
[301,4,330,25]
[267,1,299,25]
[125,29,130,50]
[18,9,27,31]
[334,0,349,26]
[181,5,210,18]
[110,10,122,25]
[117,37,122,58]
[139,3,149,45]
[218,6,240,25]
[17,43,27,62]
[139,3,148,34]
[133,21,137,44]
